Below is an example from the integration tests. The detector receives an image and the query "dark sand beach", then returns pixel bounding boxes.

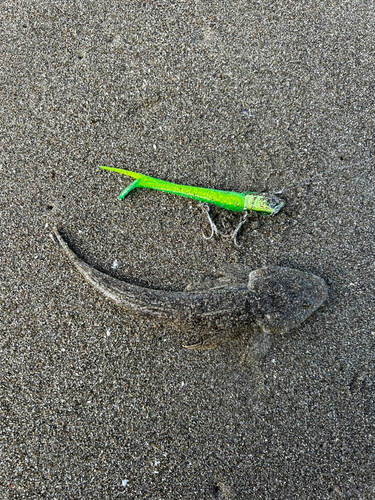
[1,1,374,498]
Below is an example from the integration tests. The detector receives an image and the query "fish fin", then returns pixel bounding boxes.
[183,339,219,350]
[184,276,234,292]
[118,179,141,200]
[217,264,251,283]
[183,332,236,350]
[241,325,272,365]
[184,265,250,291]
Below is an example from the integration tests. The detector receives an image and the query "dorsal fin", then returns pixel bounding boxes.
[217,264,251,283]
[184,264,250,292]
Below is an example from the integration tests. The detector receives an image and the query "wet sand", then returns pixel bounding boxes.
[1,1,374,498]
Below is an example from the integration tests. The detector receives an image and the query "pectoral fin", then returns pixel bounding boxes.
[218,264,251,283]
[185,265,250,292]
[183,332,232,350]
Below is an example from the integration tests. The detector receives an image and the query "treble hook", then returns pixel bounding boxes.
[222,212,248,248]
[201,203,248,247]
[201,203,223,240]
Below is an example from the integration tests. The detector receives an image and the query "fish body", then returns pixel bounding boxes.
[99,166,285,215]
[52,229,328,336]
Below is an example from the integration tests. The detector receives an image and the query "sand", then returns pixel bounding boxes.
[1,1,374,498]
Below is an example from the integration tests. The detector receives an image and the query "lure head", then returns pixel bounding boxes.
[244,193,285,215]
[247,266,328,334]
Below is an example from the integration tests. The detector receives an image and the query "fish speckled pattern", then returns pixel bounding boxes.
[53,229,328,337]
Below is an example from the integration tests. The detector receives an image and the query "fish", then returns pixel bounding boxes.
[52,229,328,348]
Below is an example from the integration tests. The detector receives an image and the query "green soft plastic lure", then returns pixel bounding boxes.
[99,166,285,215]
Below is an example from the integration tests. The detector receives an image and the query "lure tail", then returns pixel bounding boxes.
[99,166,153,199]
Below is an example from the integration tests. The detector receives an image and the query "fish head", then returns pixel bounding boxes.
[247,266,328,334]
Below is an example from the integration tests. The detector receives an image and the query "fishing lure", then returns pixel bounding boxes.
[99,166,285,245]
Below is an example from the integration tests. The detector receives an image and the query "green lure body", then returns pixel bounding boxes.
[99,166,285,215]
